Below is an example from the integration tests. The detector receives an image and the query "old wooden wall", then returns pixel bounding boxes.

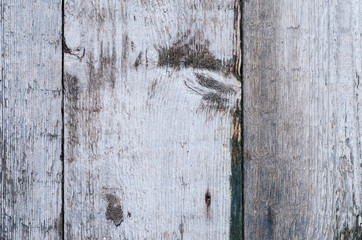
[243,0,361,239]
[1,0,361,239]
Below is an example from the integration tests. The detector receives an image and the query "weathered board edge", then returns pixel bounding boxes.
[229,0,244,239]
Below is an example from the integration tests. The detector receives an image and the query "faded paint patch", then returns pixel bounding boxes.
[105,193,123,226]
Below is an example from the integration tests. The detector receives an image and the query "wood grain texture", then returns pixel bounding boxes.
[0,0,63,239]
[243,0,361,239]
[64,0,241,239]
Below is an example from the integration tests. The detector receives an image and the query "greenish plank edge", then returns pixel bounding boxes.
[230,104,243,240]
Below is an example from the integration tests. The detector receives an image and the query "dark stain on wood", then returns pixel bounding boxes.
[337,218,362,240]
[105,193,123,226]
[54,213,63,239]
[182,72,238,113]
[21,222,30,239]
[64,73,80,163]
[179,216,185,240]
[245,149,252,161]
[6,178,16,204]
[65,43,118,164]
[205,189,211,219]
[134,51,142,69]
[88,42,117,90]
[355,72,360,88]
[195,73,237,94]
[264,207,275,238]
[87,4,114,26]
[70,40,117,162]
[201,92,228,111]
[42,133,60,141]
[65,73,80,100]
[148,78,158,99]
[121,33,129,77]
[145,49,149,67]
[157,32,223,71]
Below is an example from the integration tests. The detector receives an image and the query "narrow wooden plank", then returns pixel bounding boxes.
[0,0,63,239]
[64,0,241,238]
[243,0,361,239]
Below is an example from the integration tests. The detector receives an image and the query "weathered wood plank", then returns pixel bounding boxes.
[0,0,63,239]
[64,0,241,238]
[243,0,361,239]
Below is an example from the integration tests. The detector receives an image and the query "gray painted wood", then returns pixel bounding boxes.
[64,0,241,239]
[0,0,63,239]
[243,0,361,239]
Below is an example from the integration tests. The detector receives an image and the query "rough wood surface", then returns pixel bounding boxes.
[243,0,361,239]
[0,0,63,239]
[64,0,241,239]
[3,0,360,239]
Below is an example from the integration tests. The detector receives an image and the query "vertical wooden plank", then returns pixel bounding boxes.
[64,0,241,239]
[0,0,63,239]
[244,0,361,239]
